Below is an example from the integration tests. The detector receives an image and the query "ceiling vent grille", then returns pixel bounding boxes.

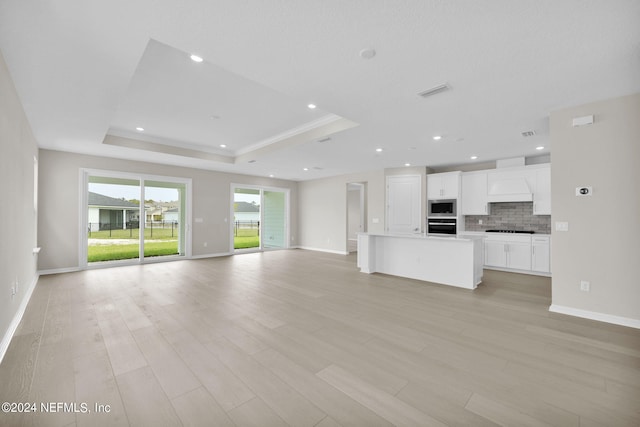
[521,130,536,137]
[417,83,451,98]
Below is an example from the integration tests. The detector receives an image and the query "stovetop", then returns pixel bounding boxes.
[485,229,535,234]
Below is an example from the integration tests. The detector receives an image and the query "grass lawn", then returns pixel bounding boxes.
[88,227,259,260]
[88,241,178,262]
[89,227,178,240]
[234,228,259,249]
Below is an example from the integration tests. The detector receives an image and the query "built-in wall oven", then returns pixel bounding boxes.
[427,218,457,235]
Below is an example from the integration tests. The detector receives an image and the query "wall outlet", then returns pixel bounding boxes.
[555,221,569,232]
[478,219,483,225]
[203,242,207,247]
[580,280,590,292]
[372,218,380,224]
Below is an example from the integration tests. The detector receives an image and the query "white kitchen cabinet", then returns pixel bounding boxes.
[507,241,533,271]
[427,171,460,199]
[533,165,551,215]
[484,234,532,271]
[461,171,488,215]
[531,235,551,273]
[485,240,507,267]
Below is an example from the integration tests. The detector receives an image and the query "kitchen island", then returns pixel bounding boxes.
[357,233,484,289]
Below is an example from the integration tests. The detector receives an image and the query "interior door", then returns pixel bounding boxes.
[386,175,421,234]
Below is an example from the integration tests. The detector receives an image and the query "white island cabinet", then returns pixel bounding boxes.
[357,233,483,289]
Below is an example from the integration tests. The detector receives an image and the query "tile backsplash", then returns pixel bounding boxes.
[464,202,551,233]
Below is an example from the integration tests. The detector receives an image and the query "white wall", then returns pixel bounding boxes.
[0,50,39,361]
[347,188,361,240]
[550,93,640,327]
[298,170,385,253]
[37,150,299,271]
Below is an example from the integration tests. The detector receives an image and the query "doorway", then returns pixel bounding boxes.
[347,182,366,253]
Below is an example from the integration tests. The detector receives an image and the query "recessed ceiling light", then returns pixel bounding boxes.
[404,163,411,167]
[375,148,383,152]
[303,167,309,171]
[307,104,317,109]
[135,127,144,132]
[433,135,442,141]
[269,174,274,178]
[536,146,545,150]
[220,144,227,148]
[470,155,478,160]
[190,54,203,63]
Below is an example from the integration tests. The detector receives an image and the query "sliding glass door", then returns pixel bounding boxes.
[82,170,190,267]
[143,180,187,259]
[87,176,141,263]
[262,190,286,249]
[231,185,289,252]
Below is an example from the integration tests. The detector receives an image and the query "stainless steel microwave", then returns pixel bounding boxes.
[428,199,456,217]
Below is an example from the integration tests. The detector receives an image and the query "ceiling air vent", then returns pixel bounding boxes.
[521,130,536,137]
[417,83,451,98]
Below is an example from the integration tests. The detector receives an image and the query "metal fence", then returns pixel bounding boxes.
[88,221,178,238]
[234,220,260,236]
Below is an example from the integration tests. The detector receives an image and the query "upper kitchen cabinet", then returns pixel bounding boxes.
[533,164,551,215]
[427,171,461,199]
[461,171,488,215]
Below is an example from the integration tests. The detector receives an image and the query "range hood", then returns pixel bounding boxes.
[488,178,533,202]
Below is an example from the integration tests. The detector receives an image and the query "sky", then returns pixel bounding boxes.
[88,183,260,204]
[89,183,178,202]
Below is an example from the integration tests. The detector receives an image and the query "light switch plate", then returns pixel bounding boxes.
[555,221,569,232]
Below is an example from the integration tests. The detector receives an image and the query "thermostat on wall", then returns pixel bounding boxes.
[575,186,592,196]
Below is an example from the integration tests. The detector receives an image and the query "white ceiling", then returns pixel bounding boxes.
[1,1,639,181]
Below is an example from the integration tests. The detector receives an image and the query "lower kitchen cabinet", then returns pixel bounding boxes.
[483,233,551,275]
[531,235,551,273]
[484,234,532,271]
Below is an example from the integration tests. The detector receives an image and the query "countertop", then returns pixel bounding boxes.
[358,232,482,242]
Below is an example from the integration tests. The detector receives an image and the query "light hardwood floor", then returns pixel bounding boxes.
[1,249,639,426]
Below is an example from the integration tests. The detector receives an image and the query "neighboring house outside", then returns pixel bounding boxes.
[164,208,179,223]
[88,192,140,231]
[145,206,164,223]
[145,205,179,224]
[234,201,260,222]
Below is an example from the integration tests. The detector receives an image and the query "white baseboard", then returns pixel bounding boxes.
[190,252,233,260]
[297,246,349,255]
[484,266,551,277]
[0,274,39,365]
[38,266,81,276]
[549,304,640,329]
